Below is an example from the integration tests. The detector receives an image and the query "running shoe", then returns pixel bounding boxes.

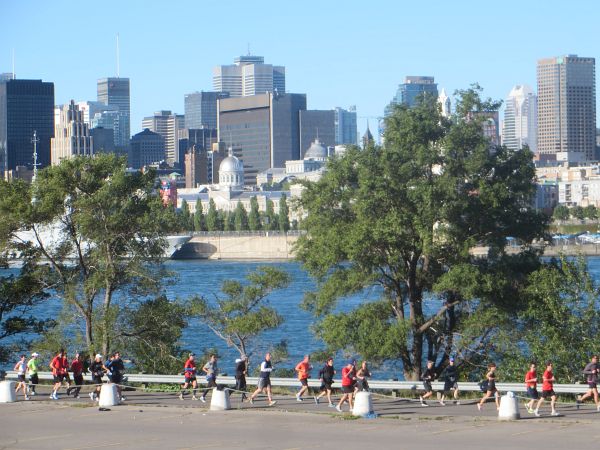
[192,396,198,401]
[200,396,206,403]
[439,401,446,406]
[74,394,80,399]
[576,399,581,410]
[89,392,94,400]
[179,393,184,400]
[527,407,534,414]
[551,411,560,416]
[249,398,254,404]
[328,403,335,408]
[25,396,30,401]
[421,402,429,407]
[477,403,481,411]
[120,396,126,401]
[269,400,277,407]
[335,405,342,412]
[455,400,460,405]
[52,393,58,400]
[534,410,540,417]
[314,396,319,405]
[296,395,303,402]
[30,391,36,396]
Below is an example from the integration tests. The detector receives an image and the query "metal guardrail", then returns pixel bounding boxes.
[4,372,591,394]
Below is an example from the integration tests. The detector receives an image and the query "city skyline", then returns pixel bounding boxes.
[1,0,599,141]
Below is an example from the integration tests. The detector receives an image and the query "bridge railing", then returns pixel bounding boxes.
[3,371,590,395]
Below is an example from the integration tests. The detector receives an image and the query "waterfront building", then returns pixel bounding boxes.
[385,76,438,116]
[218,92,306,185]
[0,78,54,173]
[184,91,229,129]
[438,88,451,118]
[213,55,285,97]
[128,128,165,169]
[503,85,537,152]
[537,55,596,162]
[142,111,185,165]
[299,110,335,156]
[334,106,358,145]
[97,77,130,147]
[51,100,93,165]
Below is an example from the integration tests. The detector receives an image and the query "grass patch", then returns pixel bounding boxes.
[70,402,95,408]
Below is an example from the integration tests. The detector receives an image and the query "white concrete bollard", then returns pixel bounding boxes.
[209,388,231,411]
[498,391,520,420]
[98,383,120,407]
[352,391,374,417]
[0,381,16,403]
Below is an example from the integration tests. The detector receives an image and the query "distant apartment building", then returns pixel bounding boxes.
[0,78,54,173]
[503,85,537,152]
[128,129,165,169]
[334,106,358,145]
[537,55,596,162]
[142,111,185,165]
[184,91,229,129]
[213,55,285,97]
[97,77,130,147]
[51,101,93,165]
[299,110,335,156]
[218,93,306,185]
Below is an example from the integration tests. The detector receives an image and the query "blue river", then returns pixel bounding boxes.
[3,257,600,379]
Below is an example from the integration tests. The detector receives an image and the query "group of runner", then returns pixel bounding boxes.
[10,349,600,416]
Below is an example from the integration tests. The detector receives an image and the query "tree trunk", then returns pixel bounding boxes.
[101,284,114,357]
[84,311,94,359]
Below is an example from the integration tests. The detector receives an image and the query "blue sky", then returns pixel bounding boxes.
[1,0,598,139]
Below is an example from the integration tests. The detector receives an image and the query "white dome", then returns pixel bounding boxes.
[220,154,244,173]
[219,148,244,190]
[304,139,328,161]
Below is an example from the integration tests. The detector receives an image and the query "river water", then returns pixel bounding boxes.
[3,257,600,379]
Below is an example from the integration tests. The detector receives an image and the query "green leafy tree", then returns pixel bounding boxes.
[0,155,177,358]
[552,205,570,221]
[295,88,547,379]
[193,202,205,231]
[278,194,290,232]
[571,206,585,220]
[223,211,234,231]
[190,266,290,357]
[583,205,597,220]
[248,196,262,231]
[115,295,190,374]
[205,198,219,231]
[234,201,249,231]
[180,199,193,231]
[265,199,278,231]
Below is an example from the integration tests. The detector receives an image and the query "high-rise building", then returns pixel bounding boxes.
[184,91,229,129]
[76,100,117,127]
[438,88,451,118]
[97,77,130,146]
[385,76,438,116]
[128,129,165,169]
[503,85,537,152]
[91,109,128,150]
[299,110,335,156]
[218,93,306,185]
[178,128,218,169]
[334,106,358,145]
[537,55,596,161]
[142,111,185,164]
[184,147,209,188]
[90,127,115,154]
[0,78,54,173]
[51,101,93,165]
[213,55,285,97]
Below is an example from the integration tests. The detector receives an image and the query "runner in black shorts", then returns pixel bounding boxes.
[535,361,559,416]
[234,355,248,402]
[578,355,600,411]
[420,360,436,407]
[477,362,499,411]
[440,357,460,406]
[13,355,29,401]
[524,362,539,414]
[89,354,106,401]
[315,357,336,407]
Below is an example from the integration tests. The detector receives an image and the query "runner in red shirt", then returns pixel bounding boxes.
[534,361,559,417]
[524,362,539,414]
[66,353,85,398]
[336,360,356,412]
[179,353,198,400]
[294,355,312,402]
[49,349,69,400]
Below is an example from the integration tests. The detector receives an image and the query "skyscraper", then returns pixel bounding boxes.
[142,111,185,164]
[97,77,130,146]
[184,91,229,129]
[299,110,335,155]
[334,106,358,145]
[213,55,285,97]
[51,101,93,165]
[537,55,596,161]
[218,93,306,185]
[128,129,165,169]
[385,76,438,116]
[0,78,54,173]
[91,109,128,150]
[503,85,537,152]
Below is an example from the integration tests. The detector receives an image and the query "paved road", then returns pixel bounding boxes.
[1,387,600,449]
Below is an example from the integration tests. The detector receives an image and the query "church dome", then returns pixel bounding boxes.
[304,139,328,161]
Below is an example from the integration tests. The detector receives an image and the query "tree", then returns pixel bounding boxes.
[248,196,262,231]
[295,88,548,380]
[234,201,249,231]
[0,155,177,358]
[571,206,585,220]
[180,199,193,231]
[265,199,278,231]
[193,202,205,231]
[114,295,190,374]
[223,211,234,231]
[278,194,290,232]
[205,198,220,231]
[552,205,569,221]
[583,205,597,220]
[190,266,291,357]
